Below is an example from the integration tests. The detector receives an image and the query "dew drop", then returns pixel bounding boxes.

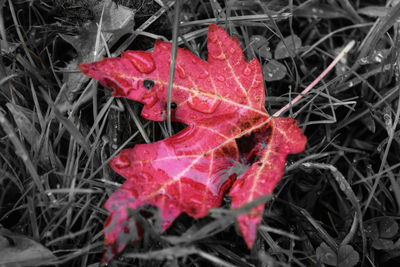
[209,34,218,43]
[264,162,273,170]
[141,94,158,108]
[216,75,225,82]
[191,58,198,64]
[122,51,156,73]
[243,65,252,76]
[212,52,226,60]
[339,182,346,191]
[252,80,262,88]
[198,70,209,79]
[374,55,383,63]
[232,86,246,98]
[229,47,235,54]
[158,85,166,93]
[359,57,368,64]
[176,64,187,79]
[114,154,130,169]
[159,42,170,51]
[131,79,140,91]
[139,172,152,182]
[188,92,221,114]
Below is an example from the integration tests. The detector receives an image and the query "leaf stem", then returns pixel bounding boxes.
[273,40,355,117]
[167,0,181,136]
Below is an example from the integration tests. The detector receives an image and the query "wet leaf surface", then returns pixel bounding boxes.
[80,24,306,262]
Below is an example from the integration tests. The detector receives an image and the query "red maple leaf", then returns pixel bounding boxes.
[79,24,306,262]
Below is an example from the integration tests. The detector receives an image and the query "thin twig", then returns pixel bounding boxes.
[274,40,355,117]
[167,0,181,136]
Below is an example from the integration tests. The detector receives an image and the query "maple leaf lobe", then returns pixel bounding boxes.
[229,118,306,247]
[79,23,266,123]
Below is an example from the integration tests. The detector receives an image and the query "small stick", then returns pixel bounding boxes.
[274,40,355,117]
[167,0,181,136]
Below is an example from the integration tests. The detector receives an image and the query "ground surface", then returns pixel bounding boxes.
[1,0,400,266]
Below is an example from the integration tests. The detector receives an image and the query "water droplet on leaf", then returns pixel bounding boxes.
[198,70,209,79]
[216,75,225,82]
[131,79,140,91]
[264,162,273,170]
[209,34,218,43]
[141,94,158,108]
[188,92,221,114]
[243,65,252,76]
[122,51,156,74]
[212,52,226,60]
[159,42,170,51]
[140,172,152,182]
[114,154,130,169]
[176,64,187,79]
[252,80,262,88]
